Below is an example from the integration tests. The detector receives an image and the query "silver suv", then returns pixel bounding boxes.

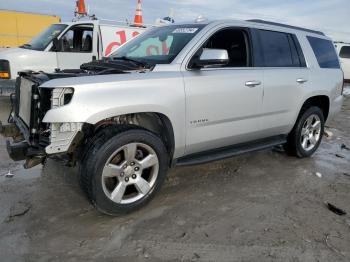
[1,19,344,215]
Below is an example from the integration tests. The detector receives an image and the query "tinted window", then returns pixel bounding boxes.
[258,30,294,67]
[339,46,350,59]
[307,36,340,68]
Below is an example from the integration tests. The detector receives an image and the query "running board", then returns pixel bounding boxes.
[175,135,287,167]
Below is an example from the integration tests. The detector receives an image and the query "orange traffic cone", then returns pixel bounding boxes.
[76,0,87,15]
[134,0,143,27]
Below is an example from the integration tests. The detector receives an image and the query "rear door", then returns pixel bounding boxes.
[254,29,309,135]
[338,45,350,80]
[56,23,97,69]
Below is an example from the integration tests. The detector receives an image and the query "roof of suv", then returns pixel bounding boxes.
[181,18,327,38]
[247,19,324,36]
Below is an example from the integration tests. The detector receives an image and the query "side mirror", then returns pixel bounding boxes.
[192,48,229,68]
[52,37,62,52]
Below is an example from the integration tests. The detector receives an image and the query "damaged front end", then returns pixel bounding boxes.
[0,71,85,169]
[1,59,153,169]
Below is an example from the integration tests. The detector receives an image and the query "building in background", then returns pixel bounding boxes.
[0,10,60,48]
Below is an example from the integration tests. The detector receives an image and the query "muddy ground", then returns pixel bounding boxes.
[0,90,350,262]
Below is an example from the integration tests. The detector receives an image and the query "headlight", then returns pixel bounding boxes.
[0,60,10,79]
[51,88,74,108]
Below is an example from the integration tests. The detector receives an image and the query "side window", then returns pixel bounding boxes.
[258,30,295,67]
[82,31,93,52]
[58,24,93,53]
[201,28,250,67]
[307,36,340,69]
[339,46,350,59]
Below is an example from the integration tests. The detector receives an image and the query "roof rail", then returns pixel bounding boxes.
[334,41,350,45]
[247,19,325,36]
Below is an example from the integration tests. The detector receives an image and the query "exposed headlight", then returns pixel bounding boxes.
[51,88,74,108]
[0,60,10,79]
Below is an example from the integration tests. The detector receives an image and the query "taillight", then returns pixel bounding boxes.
[0,60,11,79]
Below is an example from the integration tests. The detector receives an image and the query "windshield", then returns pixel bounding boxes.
[110,24,205,64]
[21,24,68,51]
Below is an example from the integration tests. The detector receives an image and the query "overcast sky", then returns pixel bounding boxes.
[1,0,349,42]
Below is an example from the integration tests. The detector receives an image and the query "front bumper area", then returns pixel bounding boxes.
[1,119,85,169]
[1,121,46,168]
[6,140,28,161]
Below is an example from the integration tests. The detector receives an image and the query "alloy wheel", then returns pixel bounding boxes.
[300,114,322,151]
[101,143,159,204]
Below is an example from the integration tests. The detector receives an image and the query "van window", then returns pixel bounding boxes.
[307,36,340,69]
[339,46,350,59]
[258,30,296,67]
[57,24,93,53]
[22,24,68,51]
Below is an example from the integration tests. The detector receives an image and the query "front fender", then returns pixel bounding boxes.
[42,73,186,158]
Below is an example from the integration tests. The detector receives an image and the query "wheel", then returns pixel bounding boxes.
[79,126,169,215]
[284,106,324,158]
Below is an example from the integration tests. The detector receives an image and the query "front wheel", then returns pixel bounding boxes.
[284,106,325,158]
[79,126,169,215]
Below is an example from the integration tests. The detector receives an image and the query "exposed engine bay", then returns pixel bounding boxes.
[0,58,153,168]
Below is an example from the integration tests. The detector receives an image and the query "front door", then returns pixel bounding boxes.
[56,24,96,70]
[183,28,264,155]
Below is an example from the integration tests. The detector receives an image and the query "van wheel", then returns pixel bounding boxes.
[284,106,324,158]
[79,126,169,216]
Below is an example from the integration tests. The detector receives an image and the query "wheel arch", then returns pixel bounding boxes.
[85,112,176,162]
[298,95,330,122]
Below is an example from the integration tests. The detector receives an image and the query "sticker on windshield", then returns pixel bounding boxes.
[172,28,199,34]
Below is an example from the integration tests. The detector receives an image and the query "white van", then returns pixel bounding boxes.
[335,42,350,82]
[0,20,148,92]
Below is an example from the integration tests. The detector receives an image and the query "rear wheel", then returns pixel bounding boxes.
[79,126,169,215]
[284,106,324,158]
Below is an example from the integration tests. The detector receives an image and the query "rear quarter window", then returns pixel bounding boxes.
[307,36,340,69]
[339,46,350,59]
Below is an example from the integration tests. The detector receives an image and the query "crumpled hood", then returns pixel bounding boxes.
[40,70,154,90]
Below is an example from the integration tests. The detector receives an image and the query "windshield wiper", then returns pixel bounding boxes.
[112,56,150,68]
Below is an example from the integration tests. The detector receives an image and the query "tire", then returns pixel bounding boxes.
[79,125,169,216]
[284,106,325,158]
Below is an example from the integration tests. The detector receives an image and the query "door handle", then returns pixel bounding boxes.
[297,78,308,84]
[245,81,261,88]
